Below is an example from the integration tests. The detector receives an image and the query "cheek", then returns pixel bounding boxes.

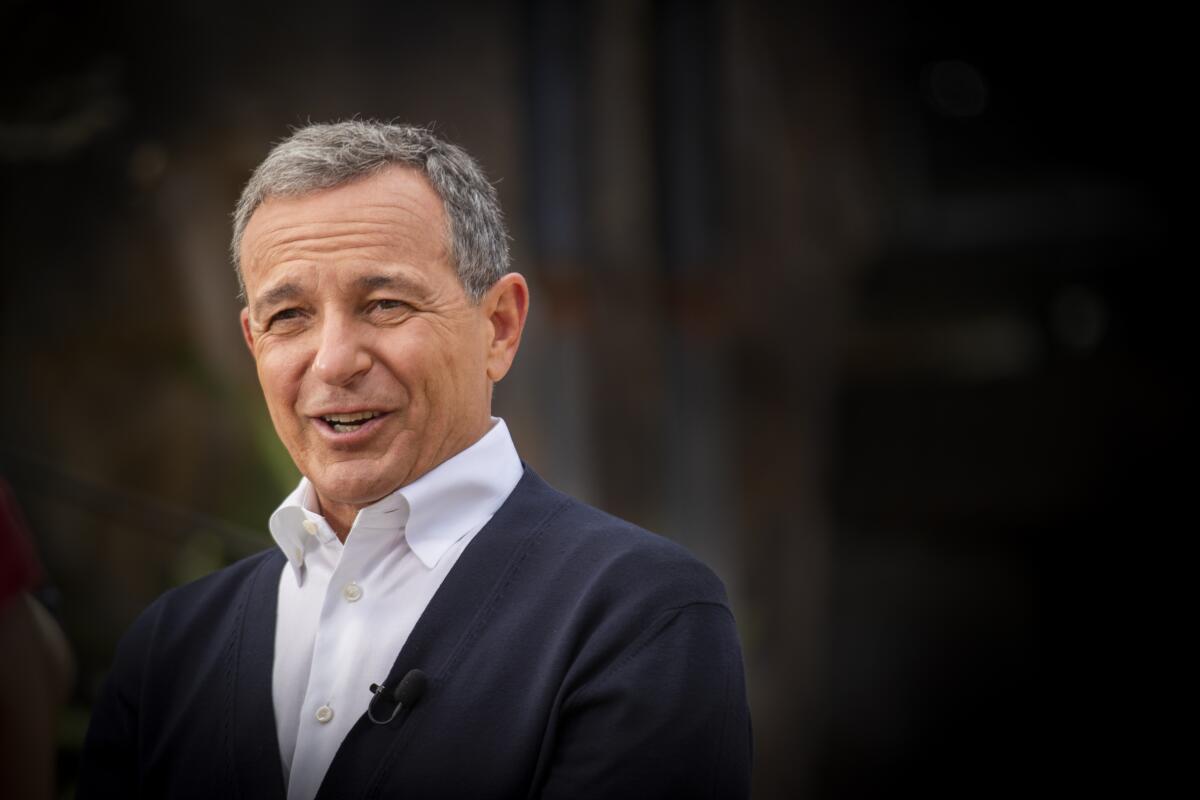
[256,345,306,407]
[381,327,447,386]
[433,334,488,408]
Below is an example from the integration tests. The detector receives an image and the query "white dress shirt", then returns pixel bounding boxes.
[268,418,524,800]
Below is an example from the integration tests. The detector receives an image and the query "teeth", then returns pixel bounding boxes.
[323,411,380,424]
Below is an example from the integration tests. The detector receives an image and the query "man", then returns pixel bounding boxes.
[79,121,751,799]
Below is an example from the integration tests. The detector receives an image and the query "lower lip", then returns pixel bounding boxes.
[312,413,390,445]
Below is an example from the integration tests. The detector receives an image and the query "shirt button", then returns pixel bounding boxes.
[342,582,363,603]
[302,519,318,536]
[315,705,334,724]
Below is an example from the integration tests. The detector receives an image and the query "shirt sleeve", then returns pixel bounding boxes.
[535,601,753,800]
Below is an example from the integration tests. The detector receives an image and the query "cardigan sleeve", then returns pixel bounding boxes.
[77,598,162,800]
[535,601,752,800]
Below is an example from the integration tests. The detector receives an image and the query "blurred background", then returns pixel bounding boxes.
[0,0,1182,797]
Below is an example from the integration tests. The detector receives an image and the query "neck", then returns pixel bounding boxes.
[320,501,358,543]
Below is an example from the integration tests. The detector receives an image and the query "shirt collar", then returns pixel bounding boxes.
[398,418,523,568]
[268,481,327,582]
[268,417,523,577]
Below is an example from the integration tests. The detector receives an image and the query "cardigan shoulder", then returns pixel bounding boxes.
[121,546,283,666]
[524,482,733,612]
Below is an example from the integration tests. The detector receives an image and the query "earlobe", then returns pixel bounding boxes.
[485,273,530,382]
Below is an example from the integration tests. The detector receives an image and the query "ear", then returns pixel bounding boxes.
[240,307,257,356]
[483,273,529,382]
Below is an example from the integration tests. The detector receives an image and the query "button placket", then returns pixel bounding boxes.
[335,533,373,607]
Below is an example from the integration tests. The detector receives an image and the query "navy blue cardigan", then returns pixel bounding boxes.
[78,468,751,799]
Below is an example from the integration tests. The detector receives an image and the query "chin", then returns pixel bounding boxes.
[311,466,400,509]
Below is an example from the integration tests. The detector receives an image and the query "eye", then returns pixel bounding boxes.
[369,299,411,315]
[266,307,304,328]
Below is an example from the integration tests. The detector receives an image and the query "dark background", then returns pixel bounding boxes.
[0,1,1182,797]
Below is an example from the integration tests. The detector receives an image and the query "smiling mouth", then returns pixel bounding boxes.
[318,411,384,433]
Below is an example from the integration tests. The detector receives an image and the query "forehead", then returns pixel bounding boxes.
[239,165,451,290]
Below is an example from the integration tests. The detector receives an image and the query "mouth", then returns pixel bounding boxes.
[315,410,386,434]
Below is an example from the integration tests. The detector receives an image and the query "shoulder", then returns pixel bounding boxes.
[508,469,732,613]
[155,546,282,614]
[119,547,283,655]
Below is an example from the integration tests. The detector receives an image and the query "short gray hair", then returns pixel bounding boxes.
[231,120,510,302]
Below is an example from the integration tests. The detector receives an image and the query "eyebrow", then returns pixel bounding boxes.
[252,282,303,318]
[354,273,429,297]
[251,273,431,317]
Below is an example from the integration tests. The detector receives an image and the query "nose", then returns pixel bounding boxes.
[312,314,372,386]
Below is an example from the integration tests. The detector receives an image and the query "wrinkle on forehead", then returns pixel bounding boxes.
[240,167,453,286]
[247,209,449,269]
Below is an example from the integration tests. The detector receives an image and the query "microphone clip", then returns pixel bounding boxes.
[367,668,429,725]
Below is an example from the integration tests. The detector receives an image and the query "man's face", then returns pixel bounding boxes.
[239,166,497,517]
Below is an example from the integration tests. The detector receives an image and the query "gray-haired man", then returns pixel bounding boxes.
[79,121,751,800]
